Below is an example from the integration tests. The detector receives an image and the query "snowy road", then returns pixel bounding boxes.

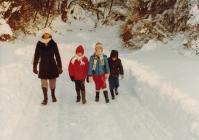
[0,41,173,140]
[7,78,172,140]
[1,23,198,140]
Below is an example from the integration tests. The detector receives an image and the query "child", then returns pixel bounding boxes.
[108,50,124,100]
[88,42,110,103]
[68,45,89,104]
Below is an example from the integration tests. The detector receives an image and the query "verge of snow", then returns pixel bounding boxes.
[122,37,199,139]
[140,40,157,51]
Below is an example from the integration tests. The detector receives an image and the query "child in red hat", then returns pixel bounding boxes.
[68,45,89,104]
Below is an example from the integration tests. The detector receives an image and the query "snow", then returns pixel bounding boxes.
[67,0,74,7]
[1,16,199,140]
[67,5,96,28]
[0,18,13,36]
[92,0,107,4]
[112,6,128,16]
[122,35,199,139]
[188,4,199,26]
[0,1,10,17]
[189,37,199,55]
[11,6,21,13]
[68,5,86,21]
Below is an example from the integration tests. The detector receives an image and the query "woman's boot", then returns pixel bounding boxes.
[95,92,100,102]
[103,91,109,103]
[51,89,57,102]
[41,87,48,105]
[81,90,87,104]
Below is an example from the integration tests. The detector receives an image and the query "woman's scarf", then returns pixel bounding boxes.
[41,38,51,46]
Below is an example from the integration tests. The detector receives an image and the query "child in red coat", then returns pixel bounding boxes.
[68,45,89,104]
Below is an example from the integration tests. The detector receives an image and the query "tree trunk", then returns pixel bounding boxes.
[108,0,114,17]
[103,2,107,19]
[33,11,38,23]
[45,0,51,28]
[57,0,61,13]
[61,0,68,22]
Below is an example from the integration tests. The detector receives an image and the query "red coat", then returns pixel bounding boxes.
[68,56,89,80]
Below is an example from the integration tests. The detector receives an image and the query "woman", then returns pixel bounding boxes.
[33,30,63,105]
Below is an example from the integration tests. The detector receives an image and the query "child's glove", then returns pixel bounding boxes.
[86,77,89,83]
[33,67,38,74]
[70,76,75,82]
[105,74,109,79]
[88,76,93,83]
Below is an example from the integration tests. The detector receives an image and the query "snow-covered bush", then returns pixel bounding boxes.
[0,19,13,41]
[67,4,86,21]
[0,0,59,35]
[121,0,189,49]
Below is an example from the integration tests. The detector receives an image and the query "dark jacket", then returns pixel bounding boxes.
[33,39,62,79]
[108,50,124,77]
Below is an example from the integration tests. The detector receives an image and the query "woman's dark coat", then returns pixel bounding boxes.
[33,39,62,79]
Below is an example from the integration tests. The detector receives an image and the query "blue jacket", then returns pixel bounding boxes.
[88,54,110,76]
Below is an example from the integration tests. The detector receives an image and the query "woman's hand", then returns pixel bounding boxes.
[58,67,63,74]
[33,67,38,74]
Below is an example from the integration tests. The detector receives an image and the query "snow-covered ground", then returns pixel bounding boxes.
[1,17,199,140]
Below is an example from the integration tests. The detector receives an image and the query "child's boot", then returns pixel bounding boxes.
[76,90,81,102]
[81,90,87,104]
[115,88,119,95]
[110,89,115,100]
[95,92,100,102]
[103,91,109,103]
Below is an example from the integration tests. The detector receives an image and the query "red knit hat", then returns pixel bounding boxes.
[76,45,84,54]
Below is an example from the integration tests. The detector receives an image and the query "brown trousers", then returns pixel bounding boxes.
[41,79,56,89]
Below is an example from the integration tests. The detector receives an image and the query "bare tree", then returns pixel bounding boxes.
[108,0,113,17]
[61,0,68,22]
[45,0,56,28]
